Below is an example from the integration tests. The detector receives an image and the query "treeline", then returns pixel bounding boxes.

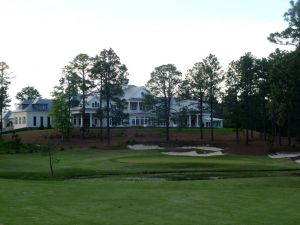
[0,0,299,146]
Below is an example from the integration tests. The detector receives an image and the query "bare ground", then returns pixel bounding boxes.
[4,128,300,156]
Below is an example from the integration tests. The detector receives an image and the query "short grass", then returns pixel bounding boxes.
[0,149,299,180]
[1,177,300,225]
[1,149,300,225]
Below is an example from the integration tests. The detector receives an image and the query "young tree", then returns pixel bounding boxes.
[90,54,106,140]
[224,61,242,144]
[256,58,271,142]
[268,49,297,145]
[184,62,208,139]
[201,54,224,142]
[16,86,41,101]
[0,61,11,137]
[146,64,182,142]
[50,88,71,141]
[51,68,80,140]
[235,53,259,144]
[91,48,129,144]
[67,54,91,139]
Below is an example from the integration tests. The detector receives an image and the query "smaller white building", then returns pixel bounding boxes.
[12,99,52,129]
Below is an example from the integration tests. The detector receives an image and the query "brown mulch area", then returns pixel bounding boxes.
[4,128,300,156]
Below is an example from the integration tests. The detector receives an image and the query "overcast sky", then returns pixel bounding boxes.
[0,0,294,105]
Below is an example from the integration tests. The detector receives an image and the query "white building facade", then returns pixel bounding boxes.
[70,85,223,129]
[11,99,52,129]
[8,85,223,130]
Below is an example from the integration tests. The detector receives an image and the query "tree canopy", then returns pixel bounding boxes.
[16,86,41,101]
[146,64,182,141]
[268,0,300,46]
[0,61,12,136]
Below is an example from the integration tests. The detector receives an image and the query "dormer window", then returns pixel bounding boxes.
[130,102,137,110]
[33,104,48,111]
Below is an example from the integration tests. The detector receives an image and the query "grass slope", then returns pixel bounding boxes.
[0,149,300,180]
[1,149,300,224]
[0,177,300,225]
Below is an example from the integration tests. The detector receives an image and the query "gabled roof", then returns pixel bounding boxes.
[2,111,12,120]
[123,85,148,100]
[13,98,53,113]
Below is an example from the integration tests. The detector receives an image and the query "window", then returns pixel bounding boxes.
[47,117,51,127]
[40,117,44,127]
[22,116,26,124]
[130,102,138,110]
[15,117,18,125]
[92,103,95,107]
[33,116,37,126]
[19,117,21,124]
[33,104,48,111]
[139,102,145,111]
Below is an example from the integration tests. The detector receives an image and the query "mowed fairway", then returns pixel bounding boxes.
[1,149,300,225]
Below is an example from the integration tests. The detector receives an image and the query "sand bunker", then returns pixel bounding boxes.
[176,146,223,151]
[268,152,300,164]
[162,150,224,157]
[127,144,164,150]
[268,152,300,159]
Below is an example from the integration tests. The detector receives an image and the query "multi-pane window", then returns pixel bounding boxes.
[130,102,138,110]
[22,116,26,124]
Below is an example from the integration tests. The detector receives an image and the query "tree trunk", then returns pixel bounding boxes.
[263,99,267,142]
[48,148,54,177]
[278,125,282,146]
[165,98,170,142]
[99,81,103,141]
[288,112,291,146]
[210,86,214,142]
[67,88,71,140]
[81,70,86,139]
[236,122,240,144]
[245,93,249,145]
[0,101,3,139]
[106,83,110,145]
[200,96,203,140]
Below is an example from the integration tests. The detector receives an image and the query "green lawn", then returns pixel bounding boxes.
[0,149,300,224]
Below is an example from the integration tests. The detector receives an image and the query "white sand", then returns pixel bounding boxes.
[176,146,223,152]
[127,144,164,150]
[268,152,300,159]
[162,150,224,157]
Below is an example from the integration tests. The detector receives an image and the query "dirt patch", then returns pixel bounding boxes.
[3,128,299,156]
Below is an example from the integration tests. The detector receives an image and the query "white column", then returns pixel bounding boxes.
[89,113,93,127]
[80,115,83,127]
[196,115,199,128]
[189,115,192,127]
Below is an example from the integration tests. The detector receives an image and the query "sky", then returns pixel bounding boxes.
[0,0,295,106]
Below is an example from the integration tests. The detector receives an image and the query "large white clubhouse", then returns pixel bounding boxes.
[4,85,223,130]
